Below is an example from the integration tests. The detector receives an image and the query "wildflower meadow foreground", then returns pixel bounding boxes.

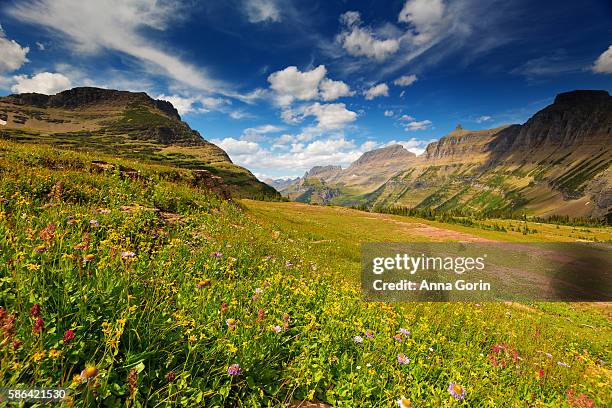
[0,140,610,407]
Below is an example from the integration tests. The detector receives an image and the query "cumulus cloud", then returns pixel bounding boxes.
[475,115,492,123]
[593,45,612,74]
[320,78,354,101]
[0,27,29,72]
[11,72,71,94]
[393,74,418,86]
[364,83,389,100]
[8,0,224,93]
[404,119,432,131]
[268,65,327,106]
[267,65,352,106]
[384,110,394,117]
[384,137,430,155]
[156,94,230,115]
[399,114,415,121]
[213,138,262,156]
[243,0,281,23]
[337,11,400,61]
[302,102,357,131]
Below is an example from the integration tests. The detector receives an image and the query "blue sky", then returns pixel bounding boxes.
[0,0,611,179]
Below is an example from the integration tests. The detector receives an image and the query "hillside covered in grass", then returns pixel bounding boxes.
[0,140,610,407]
[0,87,280,200]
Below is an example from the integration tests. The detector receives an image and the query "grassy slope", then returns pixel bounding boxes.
[0,140,610,407]
[0,101,279,200]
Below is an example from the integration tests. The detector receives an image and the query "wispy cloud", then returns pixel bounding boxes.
[8,0,226,93]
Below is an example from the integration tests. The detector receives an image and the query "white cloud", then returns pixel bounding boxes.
[364,83,389,100]
[268,65,327,106]
[213,135,378,177]
[384,110,394,117]
[399,114,415,121]
[593,45,612,74]
[8,0,224,93]
[156,94,198,115]
[0,27,29,72]
[337,11,400,61]
[229,110,251,120]
[475,115,492,123]
[36,41,45,50]
[393,74,418,86]
[241,124,283,141]
[404,119,432,131]
[243,0,281,23]
[302,102,357,131]
[11,72,71,94]
[274,133,296,145]
[320,78,354,101]
[267,65,353,106]
[398,0,445,45]
[213,137,262,155]
[156,94,230,115]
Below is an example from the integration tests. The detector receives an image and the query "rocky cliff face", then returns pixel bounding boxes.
[506,90,611,150]
[423,125,511,163]
[5,87,182,120]
[349,144,415,167]
[304,165,342,179]
[279,90,612,218]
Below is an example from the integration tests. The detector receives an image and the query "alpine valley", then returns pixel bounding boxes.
[270,90,612,219]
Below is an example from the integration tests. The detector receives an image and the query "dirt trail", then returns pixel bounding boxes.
[360,212,494,242]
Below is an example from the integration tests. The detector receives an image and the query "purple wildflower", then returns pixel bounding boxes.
[448,382,466,400]
[353,335,363,343]
[399,328,410,336]
[272,325,282,333]
[227,364,241,376]
[211,251,223,258]
[365,330,374,338]
[397,353,410,365]
[89,219,99,227]
[121,251,136,259]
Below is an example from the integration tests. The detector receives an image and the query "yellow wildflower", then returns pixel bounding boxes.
[26,263,40,271]
[49,349,61,358]
[32,351,46,361]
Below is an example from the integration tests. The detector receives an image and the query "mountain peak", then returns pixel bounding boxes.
[352,144,415,167]
[304,165,342,178]
[7,87,181,121]
[553,90,610,105]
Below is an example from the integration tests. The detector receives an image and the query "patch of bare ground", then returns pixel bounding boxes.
[290,401,332,408]
[360,212,493,242]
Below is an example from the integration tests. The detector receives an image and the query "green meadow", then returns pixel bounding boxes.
[0,140,610,407]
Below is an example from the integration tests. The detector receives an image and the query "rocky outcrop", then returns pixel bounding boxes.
[304,165,342,179]
[503,90,612,150]
[349,144,414,168]
[5,87,182,121]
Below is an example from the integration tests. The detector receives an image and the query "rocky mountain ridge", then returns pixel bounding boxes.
[274,90,611,218]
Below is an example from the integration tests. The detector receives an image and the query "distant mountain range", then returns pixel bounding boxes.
[0,87,279,199]
[270,90,611,218]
